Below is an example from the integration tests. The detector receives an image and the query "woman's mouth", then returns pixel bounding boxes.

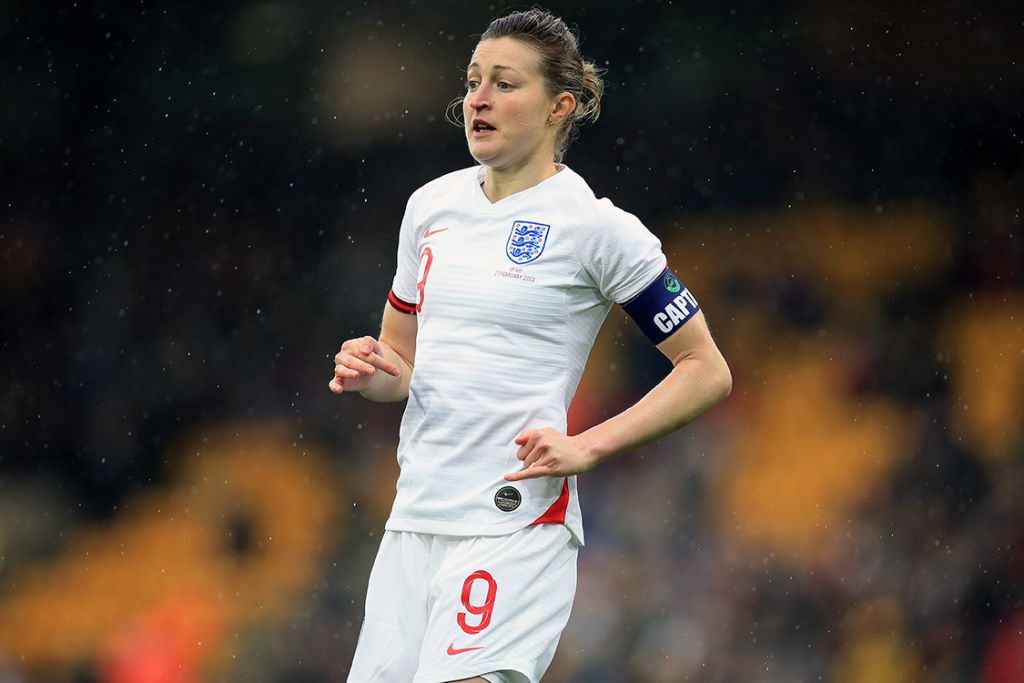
[471,119,496,137]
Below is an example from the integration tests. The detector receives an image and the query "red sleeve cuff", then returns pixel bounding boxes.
[388,290,417,315]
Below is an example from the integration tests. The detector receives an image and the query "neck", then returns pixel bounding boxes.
[480,153,559,203]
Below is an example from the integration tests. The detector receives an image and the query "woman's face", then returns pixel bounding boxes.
[463,37,559,170]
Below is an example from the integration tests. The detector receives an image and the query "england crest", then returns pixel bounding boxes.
[505,220,551,265]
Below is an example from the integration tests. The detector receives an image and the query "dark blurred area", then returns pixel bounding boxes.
[1,1,1021,681]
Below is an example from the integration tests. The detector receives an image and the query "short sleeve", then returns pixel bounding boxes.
[390,189,422,305]
[576,200,667,304]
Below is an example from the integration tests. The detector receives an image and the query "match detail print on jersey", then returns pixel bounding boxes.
[621,267,701,343]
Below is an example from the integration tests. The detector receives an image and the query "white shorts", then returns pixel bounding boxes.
[347,524,578,683]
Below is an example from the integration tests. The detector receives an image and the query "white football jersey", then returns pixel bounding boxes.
[386,164,666,544]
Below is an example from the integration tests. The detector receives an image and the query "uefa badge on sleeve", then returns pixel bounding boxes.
[505,220,551,265]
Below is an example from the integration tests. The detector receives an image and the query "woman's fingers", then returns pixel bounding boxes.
[334,363,359,379]
[330,336,403,396]
[364,351,401,376]
[336,338,400,377]
[340,356,376,376]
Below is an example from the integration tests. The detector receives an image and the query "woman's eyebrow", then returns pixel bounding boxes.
[467,63,520,73]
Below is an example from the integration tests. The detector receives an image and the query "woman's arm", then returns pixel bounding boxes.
[506,310,731,481]
[329,304,418,402]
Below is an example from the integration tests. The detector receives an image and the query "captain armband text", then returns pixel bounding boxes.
[621,267,700,344]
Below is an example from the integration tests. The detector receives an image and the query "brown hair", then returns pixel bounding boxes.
[455,8,605,163]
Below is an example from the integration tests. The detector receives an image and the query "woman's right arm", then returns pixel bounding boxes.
[329,304,418,402]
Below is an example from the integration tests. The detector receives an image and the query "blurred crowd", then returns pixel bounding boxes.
[1,1,1021,682]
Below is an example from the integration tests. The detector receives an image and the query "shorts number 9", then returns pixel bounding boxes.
[457,570,497,635]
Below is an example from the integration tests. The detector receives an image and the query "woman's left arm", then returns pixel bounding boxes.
[506,310,731,481]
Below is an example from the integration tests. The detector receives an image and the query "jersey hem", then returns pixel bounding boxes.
[388,289,417,315]
[385,518,585,544]
[385,514,554,538]
[413,659,536,683]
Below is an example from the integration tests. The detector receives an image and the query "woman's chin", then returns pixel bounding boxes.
[467,143,503,167]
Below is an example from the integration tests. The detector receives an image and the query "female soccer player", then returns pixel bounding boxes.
[330,8,731,683]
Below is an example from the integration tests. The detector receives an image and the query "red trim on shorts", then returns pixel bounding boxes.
[388,290,417,315]
[530,478,569,526]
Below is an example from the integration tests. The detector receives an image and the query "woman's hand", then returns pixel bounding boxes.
[504,428,598,481]
[329,335,401,394]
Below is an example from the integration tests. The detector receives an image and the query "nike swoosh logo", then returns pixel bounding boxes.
[446,643,484,656]
[424,227,449,238]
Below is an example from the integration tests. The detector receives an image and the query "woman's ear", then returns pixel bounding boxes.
[548,92,578,124]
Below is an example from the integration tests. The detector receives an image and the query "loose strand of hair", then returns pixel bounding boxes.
[577,61,605,124]
[445,95,465,129]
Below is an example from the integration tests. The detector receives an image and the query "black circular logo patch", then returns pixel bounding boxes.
[494,486,522,512]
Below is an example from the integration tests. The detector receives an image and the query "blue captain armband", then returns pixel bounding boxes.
[621,267,701,344]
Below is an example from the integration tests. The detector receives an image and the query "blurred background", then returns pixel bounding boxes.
[1,1,1021,681]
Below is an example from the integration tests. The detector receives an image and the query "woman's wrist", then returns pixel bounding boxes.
[575,429,615,470]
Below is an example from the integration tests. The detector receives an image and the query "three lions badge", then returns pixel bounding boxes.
[506,221,551,265]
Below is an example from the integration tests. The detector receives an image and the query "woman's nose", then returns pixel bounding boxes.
[467,85,490,110]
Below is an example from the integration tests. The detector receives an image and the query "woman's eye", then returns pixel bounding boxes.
[465,79,479,91]
[497,81,512,90]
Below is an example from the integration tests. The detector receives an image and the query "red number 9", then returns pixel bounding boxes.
[416,247,433,313]
[457,570,497,635]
